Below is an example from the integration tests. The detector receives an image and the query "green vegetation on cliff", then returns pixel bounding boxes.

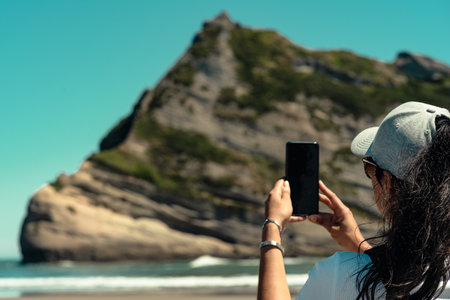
[91,116,280,205]
[228,28,302,114]
[134,117,240,165]
[92,21,450,212]
[91,116,240,196]
[228,27,450,118]
[167,62,196,86]
[190,24,222,58]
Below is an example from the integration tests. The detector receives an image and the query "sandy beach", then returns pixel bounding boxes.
[1,289,298,300]
[2,290,256,300]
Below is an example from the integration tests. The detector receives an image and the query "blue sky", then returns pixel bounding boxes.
[1,0,449,259]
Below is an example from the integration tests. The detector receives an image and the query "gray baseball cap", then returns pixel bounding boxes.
[351,101,450,179]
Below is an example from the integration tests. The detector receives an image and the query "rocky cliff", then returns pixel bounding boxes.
[20,12,450,263]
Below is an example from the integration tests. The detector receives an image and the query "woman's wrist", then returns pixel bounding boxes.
[358,240,372,253]
[261,222,282,243]
[262,219,282,233]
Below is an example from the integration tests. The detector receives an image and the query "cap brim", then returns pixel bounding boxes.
[350,127,378,157]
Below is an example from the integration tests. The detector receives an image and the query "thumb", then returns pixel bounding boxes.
[289,215,307,223]
[308,213,335,228]
[281,180,291,201]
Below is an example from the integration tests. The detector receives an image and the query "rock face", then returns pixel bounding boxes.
[394,51,450,81]
[20,12,450,263]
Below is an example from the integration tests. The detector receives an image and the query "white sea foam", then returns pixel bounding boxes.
[189,255,229,268]
[0,257,316,297]
[57,260,75,267]
[0,274,309,293]
[189,255,320,268]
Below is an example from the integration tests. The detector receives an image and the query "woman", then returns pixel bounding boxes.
[257,101,450,299]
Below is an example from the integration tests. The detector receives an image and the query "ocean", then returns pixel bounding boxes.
[0,256,321,298]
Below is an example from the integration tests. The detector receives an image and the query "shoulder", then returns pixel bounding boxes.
[310,251,372,278]
[296,252,372,300]
[314,252,372,284]
[326,251,372,269]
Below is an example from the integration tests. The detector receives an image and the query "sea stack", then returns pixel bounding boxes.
[20,12,450,263]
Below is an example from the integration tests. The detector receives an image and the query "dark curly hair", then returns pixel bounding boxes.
[356,116,450,299]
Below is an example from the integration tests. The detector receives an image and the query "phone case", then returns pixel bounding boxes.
[285,141,319,215]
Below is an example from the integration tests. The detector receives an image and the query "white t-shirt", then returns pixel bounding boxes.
[296,251,450,300]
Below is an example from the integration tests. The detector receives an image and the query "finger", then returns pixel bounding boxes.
[270,179,285,198]
[281,180,291,199]
[274,178,285,190]
[308,213,336,228]
[319,180,346,212]
[289,215,307,223]
[318,193,333,208]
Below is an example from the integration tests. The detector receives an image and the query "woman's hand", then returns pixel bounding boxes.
[308,180,372,253]
[258,179,306,300]
[265,179,306,233]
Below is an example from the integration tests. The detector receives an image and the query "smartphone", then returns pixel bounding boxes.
[285,141,319,216]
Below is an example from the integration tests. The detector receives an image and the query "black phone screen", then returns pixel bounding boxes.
[285,141,319,215]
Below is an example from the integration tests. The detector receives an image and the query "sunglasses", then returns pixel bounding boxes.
[362,158,378,179]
